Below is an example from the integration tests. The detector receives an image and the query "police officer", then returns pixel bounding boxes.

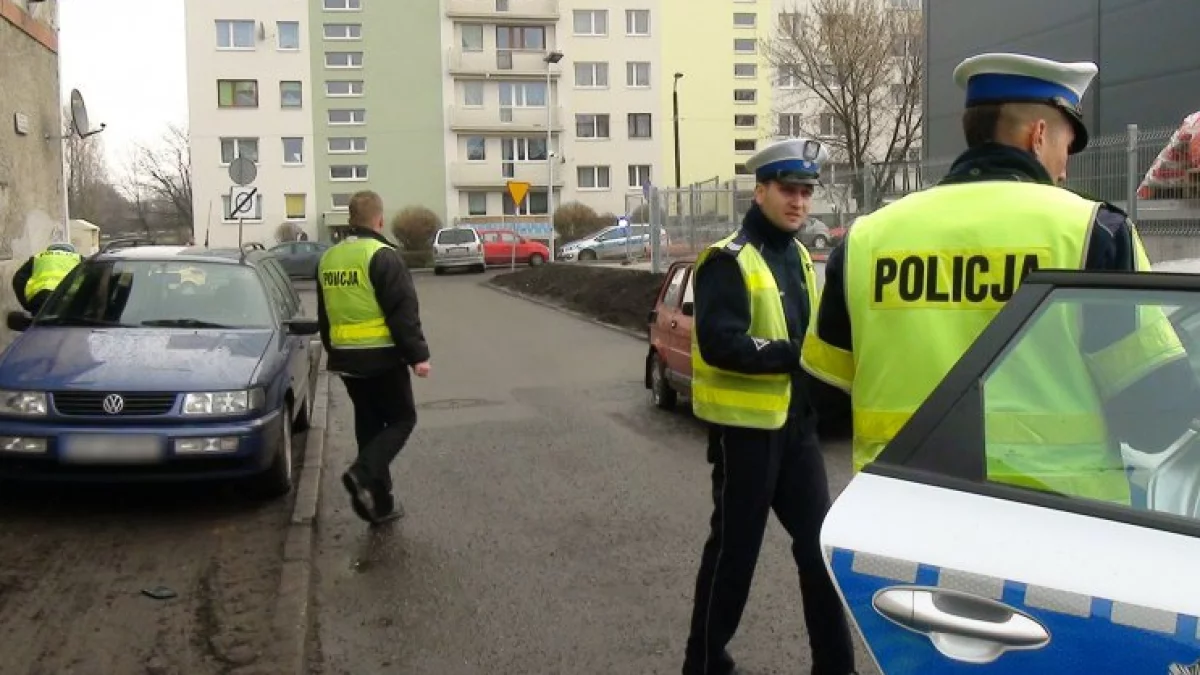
[13,242,82,314]
[683,138,857,675]
[316,190,431,526]
[802,53,1200,497]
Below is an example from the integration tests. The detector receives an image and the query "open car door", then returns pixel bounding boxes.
[822,270,1200,674]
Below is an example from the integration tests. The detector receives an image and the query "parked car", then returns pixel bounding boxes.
[478,229,550,267]
[644,258,849,435]
[0,244,320,499]
[796,217,835,249]
[432,226,486,275]
[559,223,669,262]
[269,240,330,278]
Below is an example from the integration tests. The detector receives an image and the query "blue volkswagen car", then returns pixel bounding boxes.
[0,244,320,499]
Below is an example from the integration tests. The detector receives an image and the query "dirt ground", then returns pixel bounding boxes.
[490,264,665,334]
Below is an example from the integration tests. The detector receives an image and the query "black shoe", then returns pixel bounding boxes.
[341,469,375,523]
[369,490,404,526]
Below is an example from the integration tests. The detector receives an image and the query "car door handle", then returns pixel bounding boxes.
[873,586,1050,664]
[670,320,678,328]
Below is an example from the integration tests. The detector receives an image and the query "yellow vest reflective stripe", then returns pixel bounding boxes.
[318,237,394,349]
[26,249,82,297]
[690,232,819,430]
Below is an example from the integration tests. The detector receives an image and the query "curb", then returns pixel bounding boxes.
[273,346,330,675]
[482,280,648,342]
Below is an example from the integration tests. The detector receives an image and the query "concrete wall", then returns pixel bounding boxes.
[0,0,64,346]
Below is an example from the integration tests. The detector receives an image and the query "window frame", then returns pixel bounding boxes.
[323,0,362,11]
[576,165,611,191]
[323,22,362,40]
[280,81,304,109]
[216,20,256,50]
[627,112,652,139]
[282,137,304,165]
[328,108,367,125]
[625,9,650,36]
[217,79,259,109]
[573,9,608,36]
[574,61,609,89]
[277,21,301,50]
[325,80,364,97]
[328,136,367,154]
[576,113,611,140]
[219,137,259,166]
[324,51,363,69]
[329,164,369,181]
[626,61,650,88]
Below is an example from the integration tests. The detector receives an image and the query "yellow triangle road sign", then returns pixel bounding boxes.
[506,180,531,206]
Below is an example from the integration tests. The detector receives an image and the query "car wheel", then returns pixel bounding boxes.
[248,401,294,500]
[649,352,677,411]
[578,249,598,262]
[434,267,446,276]
[474,263,487,273]
[528,253,545,267]
[813,235,829,249]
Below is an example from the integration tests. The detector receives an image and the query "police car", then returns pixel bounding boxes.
[823,269,1200,674]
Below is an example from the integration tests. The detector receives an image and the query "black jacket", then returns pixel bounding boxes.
[316,226,430,377]
[11,257,34,311]
[694,204,814,420]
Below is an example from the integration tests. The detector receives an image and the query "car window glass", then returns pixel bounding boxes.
[661,266,688,308]
[261,260,298,318]
[437,229,476,245]
[682,267,695,305]
[270,243,295,255]
[501,233,519,243]
[297,242,319,253]
[597,229,622,242]
[482,232,499,243]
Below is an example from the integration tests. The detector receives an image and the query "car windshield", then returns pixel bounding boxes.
[437,229,476,245]
[37,260,275,329]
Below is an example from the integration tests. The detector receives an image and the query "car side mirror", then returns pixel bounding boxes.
[6,311,31,332]
[284,318,320,336]
[681,302,694,317]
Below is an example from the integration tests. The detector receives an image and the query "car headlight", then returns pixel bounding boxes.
[0,391,48,416]
[182,389,262,416]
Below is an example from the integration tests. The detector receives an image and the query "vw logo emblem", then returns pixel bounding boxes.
[102,394,125,415]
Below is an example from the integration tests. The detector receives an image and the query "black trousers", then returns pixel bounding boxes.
[340,366,417,492]
[27,290,49,315]
[682,416,855,675]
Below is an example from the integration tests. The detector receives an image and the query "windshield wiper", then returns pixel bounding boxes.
[140,319,232,328]
[36,316,132,328]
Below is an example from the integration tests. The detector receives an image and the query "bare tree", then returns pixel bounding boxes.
[765,0,923,209]
[275,222,302,242]
[64,107,129,226]
[126,124,194,236]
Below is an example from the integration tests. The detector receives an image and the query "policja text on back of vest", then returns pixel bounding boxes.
[321,268,361,288]
[872,248,1051,309]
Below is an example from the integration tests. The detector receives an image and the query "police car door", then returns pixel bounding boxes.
[822,271,1200,675]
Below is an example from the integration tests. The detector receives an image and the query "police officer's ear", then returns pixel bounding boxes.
[753,181,768,206]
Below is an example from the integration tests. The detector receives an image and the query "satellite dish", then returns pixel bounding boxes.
[69,89,89,137]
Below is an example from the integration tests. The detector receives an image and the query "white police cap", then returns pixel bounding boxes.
[745,138,827,186]
[953,52,1098,153]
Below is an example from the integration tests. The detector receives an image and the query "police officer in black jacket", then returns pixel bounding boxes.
[317,190,431,525]
[682,140,856,675]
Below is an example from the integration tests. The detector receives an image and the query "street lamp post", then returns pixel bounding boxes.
[544,50,564,262]
[673,72,684,250]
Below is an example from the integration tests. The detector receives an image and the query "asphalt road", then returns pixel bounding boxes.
[308,271,875,675]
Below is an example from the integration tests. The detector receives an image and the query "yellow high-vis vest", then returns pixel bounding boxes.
[318,236,395,349]
[25,249,82,297]
[691,231,819,430]
[800,181,1184,504]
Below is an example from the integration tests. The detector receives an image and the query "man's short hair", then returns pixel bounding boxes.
[348,190,383,227]
[962,102,1071,149]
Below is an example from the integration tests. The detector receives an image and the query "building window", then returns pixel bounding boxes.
[733,12,757,27]
[576,114,610,139]
[222,194,263,221]
[734,63,757,78]
[216,20,255,49]
[325,51,363,68]
[628,113,652,139]
[497,25,545,50]
[328,137,367,153]
[218,80,259,108]
[735,139,757,153]
[778,11,801,34]
[280,81,303,108]
[467,192,488,216]
[277,21,300,49]
[778,113,803,136]
[499,82,547,107]
[628,164,652,189]
[573,9,607,36]
[735,163,753,176]
[734,38,756,53]
[324,23,362,40]
[463,81,485,107]
[501,138,547,162]
[734,89,757,103]
[466,136,487,161]
[735,114,757,128]
[331,165,369,181]
[577,166,611,190]
[821,113,846,136]
[283,137,304,164]
[323,0,361,11]
[575,62,609,88]
[285,194,307,220]
[626,9,650,36]
[220,137,258,165]
[461,24,483,51]
[626,62,650,88]
[326,80,364,97]
[503,190,549,215]
[328,108,367,125]
[331,193,352,210]
[778,70,801,88]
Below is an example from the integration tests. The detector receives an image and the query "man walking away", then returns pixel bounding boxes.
[316,190,431,525]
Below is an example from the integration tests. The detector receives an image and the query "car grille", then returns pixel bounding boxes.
[52,392,178,417]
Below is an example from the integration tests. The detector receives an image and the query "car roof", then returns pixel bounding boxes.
[91,244,271,267]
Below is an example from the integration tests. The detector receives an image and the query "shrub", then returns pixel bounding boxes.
[400,249,433,269]
[275,222,301,242]
[391,206,441,251]
[554,201,610,241]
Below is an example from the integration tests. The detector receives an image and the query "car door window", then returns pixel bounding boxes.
[661,266,688,309]
[259,260,296,319]
[482,232,499,243]
[501,232,519,244]
[682,267,695,305]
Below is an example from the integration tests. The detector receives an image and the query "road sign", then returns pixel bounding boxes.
[228,156,258,187]
[230,186,258,217]
[506,180,530,206]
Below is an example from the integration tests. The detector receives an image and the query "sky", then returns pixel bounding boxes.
[59,0,188,174]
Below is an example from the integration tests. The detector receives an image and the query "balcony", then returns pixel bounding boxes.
[449,161,565,189]
[448,48,564,79]
[446,0,559,22]
[448,105,562,133]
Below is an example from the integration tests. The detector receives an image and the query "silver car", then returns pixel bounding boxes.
[558,224,668,262]
[432,227,485,275]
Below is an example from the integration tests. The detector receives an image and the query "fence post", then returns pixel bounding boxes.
[650,186,662,273]
[1126,123,1139,223]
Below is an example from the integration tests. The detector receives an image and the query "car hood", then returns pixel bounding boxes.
[0,327,273,391]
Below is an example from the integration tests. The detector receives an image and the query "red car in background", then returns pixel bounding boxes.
[478,229,551,267]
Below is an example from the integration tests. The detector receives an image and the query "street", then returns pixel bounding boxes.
[308,271,870,674]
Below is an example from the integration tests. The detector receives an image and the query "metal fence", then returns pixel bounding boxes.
[631,123,1200,272]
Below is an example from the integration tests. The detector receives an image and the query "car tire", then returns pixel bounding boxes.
[474,263,487,273]
[434,267,446,276]
[813,235,829,249]
[248,402,294,500]
[649,352,677,411]
[528,253,545,267]
[578,249,597,262]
